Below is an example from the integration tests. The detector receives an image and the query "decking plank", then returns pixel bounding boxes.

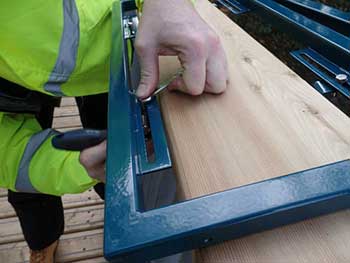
[52,116,82,129]
[0,229,103,263]
[0,204,104,245]
[60,97,77,107]
[0,189,103,219]
[54,106,80,118]
[0,188,7,197]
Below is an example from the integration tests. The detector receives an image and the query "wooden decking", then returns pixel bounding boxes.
[0,98,106,262]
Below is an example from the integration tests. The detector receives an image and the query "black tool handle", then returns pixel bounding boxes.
[52,129,107,151]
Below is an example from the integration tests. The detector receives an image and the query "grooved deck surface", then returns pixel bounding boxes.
[0,98,106,263]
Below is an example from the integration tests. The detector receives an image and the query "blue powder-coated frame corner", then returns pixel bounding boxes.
[104,1,350,262]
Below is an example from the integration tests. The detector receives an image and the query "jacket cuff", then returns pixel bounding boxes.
[29,135,98,196]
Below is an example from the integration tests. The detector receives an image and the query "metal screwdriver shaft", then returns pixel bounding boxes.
[141,68,184,103]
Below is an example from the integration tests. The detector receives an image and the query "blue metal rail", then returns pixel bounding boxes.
[215,0,350,97]
[217,0,350,68]
[291,48,350,98]
[104,1,350,262]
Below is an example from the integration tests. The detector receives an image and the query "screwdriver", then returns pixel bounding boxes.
[138,68,184,103]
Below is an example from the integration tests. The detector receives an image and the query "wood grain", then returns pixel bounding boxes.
[0,229,103,263]
[54,106,80,117]
[0,188,6,197]
[60,97,77,107]
[159,0,350,262]
[0,189,103,219]
[0,204,104,245]
[52,116,82,129]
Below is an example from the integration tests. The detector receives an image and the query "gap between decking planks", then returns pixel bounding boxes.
[0,98,106,262]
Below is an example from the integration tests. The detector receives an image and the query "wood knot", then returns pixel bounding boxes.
[303,104,319,115]
[243,56,252,64]
[250,83,262,92]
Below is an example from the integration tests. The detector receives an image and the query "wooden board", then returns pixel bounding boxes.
[60,97,77,107]
[54,106,80,117]
[0,189,103,219]
[0,229,103,262]
[52,116,82,129]
[159,0,350,262]
[0,188,7,197]
[0,204,104,245]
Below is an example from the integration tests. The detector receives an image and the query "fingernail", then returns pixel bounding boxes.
[136,84,148,98]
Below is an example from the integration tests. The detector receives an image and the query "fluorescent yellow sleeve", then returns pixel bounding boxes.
[29,137,98,196]
[0,112,97,195]
[0,112,37,191]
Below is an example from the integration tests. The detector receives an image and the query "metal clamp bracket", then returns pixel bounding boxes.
[291,48,350,98]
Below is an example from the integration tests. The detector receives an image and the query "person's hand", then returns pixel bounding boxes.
[135,0,229,99]
[79,140,106,183]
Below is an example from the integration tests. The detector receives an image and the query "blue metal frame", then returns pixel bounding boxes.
[216,0,250,15]
[217,0,350,70]
[291,48,350,98]
[105,1,350,262]
[275,0,350,34]
[313,81,334,96]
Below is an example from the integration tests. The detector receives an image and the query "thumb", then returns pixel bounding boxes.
[80,140,107,168]
[136,49,159,99]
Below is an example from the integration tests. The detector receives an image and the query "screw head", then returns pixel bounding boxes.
[335,74,348,84]
[140,97,152,103]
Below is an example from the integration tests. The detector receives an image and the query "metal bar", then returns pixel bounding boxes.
[143,99,172,174]
[281,0,350,21]
[220,0,350,70]
[313,81,334,95]
[291,48,350,98]
[276,0,350,34]
[216,0,250,15]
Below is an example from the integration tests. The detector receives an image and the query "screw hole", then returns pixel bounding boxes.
[203,237,213,244]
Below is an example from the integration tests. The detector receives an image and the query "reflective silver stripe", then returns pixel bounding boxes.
[15,129,59,193]
[44,0,80,96]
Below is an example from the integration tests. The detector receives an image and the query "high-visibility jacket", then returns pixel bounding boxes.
[0,0,125,196]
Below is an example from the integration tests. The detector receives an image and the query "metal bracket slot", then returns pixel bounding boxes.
[140,104,155,163]
[215,0,250,15]
[291,48,350,98]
